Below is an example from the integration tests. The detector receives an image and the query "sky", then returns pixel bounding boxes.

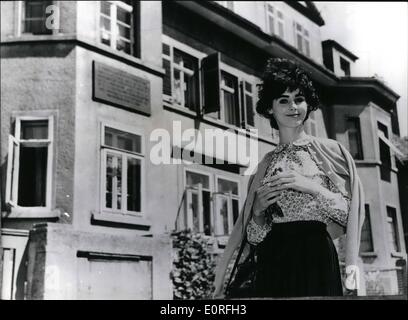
[315,1,408,137]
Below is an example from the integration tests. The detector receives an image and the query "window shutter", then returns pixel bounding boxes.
[202,52,221,114]
[6,134,19,206]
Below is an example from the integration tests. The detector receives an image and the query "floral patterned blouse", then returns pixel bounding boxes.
[246,138,350,246]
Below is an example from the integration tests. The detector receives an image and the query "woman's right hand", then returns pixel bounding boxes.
[252,173,294,217]
[252,184,282,217]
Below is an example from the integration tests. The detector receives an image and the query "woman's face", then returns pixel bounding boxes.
[268,88,308,129]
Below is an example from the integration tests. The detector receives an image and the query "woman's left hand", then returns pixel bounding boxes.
[266,170,323,196]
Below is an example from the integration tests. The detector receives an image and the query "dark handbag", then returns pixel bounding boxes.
[225,241,257,298]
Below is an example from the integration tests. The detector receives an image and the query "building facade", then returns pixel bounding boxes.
[0,1,406,299]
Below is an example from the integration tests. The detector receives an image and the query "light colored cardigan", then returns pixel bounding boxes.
[213,135,365,298]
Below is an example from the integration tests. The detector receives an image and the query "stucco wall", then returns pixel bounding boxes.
[0,42,76,223]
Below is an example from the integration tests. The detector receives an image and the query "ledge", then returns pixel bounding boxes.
[391,252,405,259]
[0,34,165,78]
[91,211,152,229]
[360,252,378,258]
[2,207,61,219]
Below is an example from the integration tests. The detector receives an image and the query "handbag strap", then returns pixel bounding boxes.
[225,236,250,292]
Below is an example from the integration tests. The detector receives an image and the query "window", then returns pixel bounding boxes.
[242,81,255,127]
[360,204,374,253]
[386,206,400,252]
[183,169,241,237]
[22,1,53,35]
[378,122,391,182]
[266,4,284,39]
[6,116,53,208]
[184,170,212,235]
[340,57,351,76]
[346,117,363,160]
[213,177,240,236]
[221,72,240,126]
[162,44,200,112]
[101,125,144,214]
[294,22,310,57]
[100,1,135,55]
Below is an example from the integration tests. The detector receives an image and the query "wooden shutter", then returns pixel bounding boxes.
[202,52,221,114]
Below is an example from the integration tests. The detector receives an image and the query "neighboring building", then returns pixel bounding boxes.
[0,1,406,299]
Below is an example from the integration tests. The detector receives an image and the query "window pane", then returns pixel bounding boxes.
[101,1,111,16]
[116,39,131,54]
[21,120,48,139]
[162,43,170,56]
[360,205,374,252]
[106,154,113,208]
[267,4,274,13]
[162,59,172,95]
[217,178,238,195]
[387,207,400,252]
[186,171,209,189]
[220,197,229,235]
[232,199,239,224]
[100,16,111,45]
[304,40,310,57]
[246,94,254,126]
[173,69,183,105]
[18,146,47,207]
[268,16,275,35]
[278,22,284,38]
[117,6,131,25]
[297,34,303,52]
[116,156,122,210]
[184,73,197,112]
[224,91,239,126]
[191,193,200,233]
[245,82,252,93]
[203,191,211,236]
[379,139,391,181]
[105,127,142,153]
[347,118,363,159]
[118,24,131,39]
[127,158,141,212]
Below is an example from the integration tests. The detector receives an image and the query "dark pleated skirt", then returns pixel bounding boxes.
[254,221,343,298]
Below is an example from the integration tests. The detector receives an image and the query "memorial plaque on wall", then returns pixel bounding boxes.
[92,61,151,116]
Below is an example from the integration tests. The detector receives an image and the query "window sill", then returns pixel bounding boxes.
[391,252,405,258]
[360,252,378,258]
[163,101,198,118]
[91,211,151,228]
[2,207,61,219]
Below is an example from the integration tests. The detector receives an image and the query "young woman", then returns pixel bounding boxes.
[213,58,365,298]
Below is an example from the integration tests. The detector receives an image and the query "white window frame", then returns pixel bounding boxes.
[162,39,202,111]
[100,122,145,216]
[6,116,54,211]
[266,3,284,39]
[213,175,241,236]
[294,21,310,57]
[98,1,133,55]
[183,168,213,234]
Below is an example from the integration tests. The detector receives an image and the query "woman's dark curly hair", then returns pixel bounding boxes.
[256,57,320,129]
